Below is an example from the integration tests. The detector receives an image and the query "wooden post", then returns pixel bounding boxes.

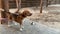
[16,0,19,8]
[40,0,43,13]
[1,0,9,24]
[3,0,9,12]
[18,0,21,9]
[0,0,2,24]
[0,0,2,12]
[16,0,21,13]
[0,0,2,8]
[46,0,48,7]
[1,0,9,18]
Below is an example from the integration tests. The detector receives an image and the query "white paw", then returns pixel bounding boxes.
[8,25,12,27]
[22,26,24,29]
[20,28,23,31]
[13,21,18,25]
[14,23,18,25]
[33,22,35,25]
[31,22,35,25]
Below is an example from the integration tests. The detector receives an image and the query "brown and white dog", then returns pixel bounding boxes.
[5,10,32,31]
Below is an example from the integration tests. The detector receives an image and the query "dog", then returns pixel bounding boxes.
[5,10,32,31]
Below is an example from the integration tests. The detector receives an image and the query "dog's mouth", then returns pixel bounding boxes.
[27,13,32,16]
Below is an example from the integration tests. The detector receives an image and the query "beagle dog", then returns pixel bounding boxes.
[6,10,32,31]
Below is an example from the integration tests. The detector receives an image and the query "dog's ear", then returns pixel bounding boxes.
[22,10,29,15]
[21,12,26,17]
[20,11,29,17]
[22,10,32,16]
[22,11,26,15]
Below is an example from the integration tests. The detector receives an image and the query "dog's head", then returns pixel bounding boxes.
[22,10,32,17]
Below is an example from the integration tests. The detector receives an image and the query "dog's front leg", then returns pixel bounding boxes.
[31,22,35,25]
[19,22,24,31]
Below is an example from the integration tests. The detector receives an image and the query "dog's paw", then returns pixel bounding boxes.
[8,25,12,27]
[20,28,23,31]
[31,22,34,25]
[22,26,24,29]
[14,23,18,25]
[13,21,18,25]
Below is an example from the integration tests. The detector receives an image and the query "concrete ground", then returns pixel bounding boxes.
[0,18,60,34]
[1,4,60,34]
[0,18,41,34]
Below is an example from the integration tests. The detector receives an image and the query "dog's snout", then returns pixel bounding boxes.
[29,13,32,16]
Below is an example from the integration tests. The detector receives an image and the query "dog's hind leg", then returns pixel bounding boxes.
[7,19,14,27]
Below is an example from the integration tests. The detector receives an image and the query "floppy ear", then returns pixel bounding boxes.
[21,11,27,17]
[22,11,26,15]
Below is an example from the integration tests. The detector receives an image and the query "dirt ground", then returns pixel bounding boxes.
[27,5,60,29]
